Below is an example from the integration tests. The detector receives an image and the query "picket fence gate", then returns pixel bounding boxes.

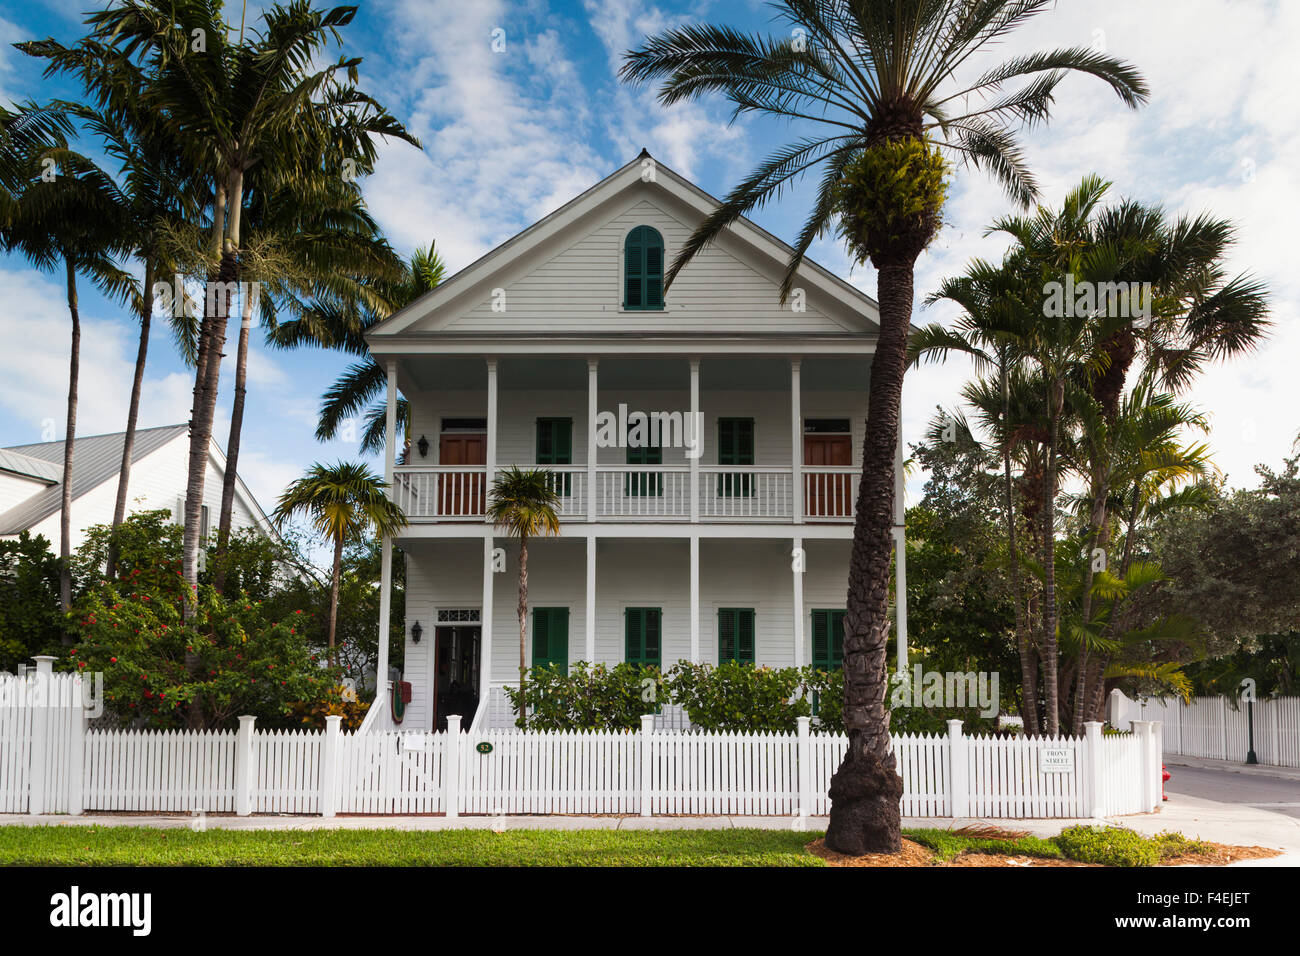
[1110,691,1300,768]
[3,662,1162,819]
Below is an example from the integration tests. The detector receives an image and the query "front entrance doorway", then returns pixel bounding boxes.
[433,625,480,730]
[439,418,487,516]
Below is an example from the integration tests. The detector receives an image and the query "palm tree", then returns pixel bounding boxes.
[621,0,1147,854]
[87,0,419,604]
[0,130,133,616]
[270,242,446,454]
[272,462,407,668]
[485,467,561,724]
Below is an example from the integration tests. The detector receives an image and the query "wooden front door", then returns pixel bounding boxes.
[804,433,852,517]
[439,433,486,516]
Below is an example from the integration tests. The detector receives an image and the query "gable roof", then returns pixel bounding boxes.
[366,152,880,342]
[0,448,62,484]
[0,425,195,534]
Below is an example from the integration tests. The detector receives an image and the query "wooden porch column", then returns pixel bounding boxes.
[485,357,498,512]
[587,358,598,521]
[585,534,596,662]
[893,421,908,673]
[792,535,805,667]
[689,535,700,662]
[689,357,700,523]
[377,360,397,695]
[790,358,802,524]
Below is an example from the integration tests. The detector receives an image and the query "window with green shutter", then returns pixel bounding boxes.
[811,609,846,671]
[536,417,573,496]
[623,226,664,310]
[718,608,756,664]
[531,607,569,674]
[716,418,755,497]
[625,443,663,496]
[624,607,662,667]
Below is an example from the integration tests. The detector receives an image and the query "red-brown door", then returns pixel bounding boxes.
[804,433,852,517]
[439,434,486,516]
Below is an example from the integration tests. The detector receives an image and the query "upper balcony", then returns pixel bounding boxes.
[381,353,876,528]
[391,462,858,523]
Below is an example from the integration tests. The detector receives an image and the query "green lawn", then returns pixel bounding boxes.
[0,824,826,867]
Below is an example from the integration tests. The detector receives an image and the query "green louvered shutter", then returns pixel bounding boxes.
[532,607,568,674]
[625,607,662,667]
[811,610,845,670]
[623,226,664,311]
[536,418,573,495]
[717,418,755,497]
[625,443,663,496]
[719,608,755,664]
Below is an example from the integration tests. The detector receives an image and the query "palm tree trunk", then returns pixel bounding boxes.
[213,285,254,592]
[107,258,154,579]
[1000,360,1038,736]
[328,535,343,669]
[1040,379,1064,735]
[825,259,908,856]
[1074,484,1111,731]
[58,258,80,629]
[517,533,529,726]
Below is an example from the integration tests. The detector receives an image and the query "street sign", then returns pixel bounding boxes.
[1040,747,1074,772]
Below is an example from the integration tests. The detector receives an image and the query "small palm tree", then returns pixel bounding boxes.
[486,467,561,723]
[272,462,407,668]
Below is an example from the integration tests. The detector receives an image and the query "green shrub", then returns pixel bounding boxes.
[1053,826,1160,867]
[0,532,62,669]
[505,662,664,731]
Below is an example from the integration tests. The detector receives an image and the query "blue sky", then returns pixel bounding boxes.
[2,0,1297,564]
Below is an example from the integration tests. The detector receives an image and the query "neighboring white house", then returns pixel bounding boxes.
[0,424,272,552]
[363,151,907,732]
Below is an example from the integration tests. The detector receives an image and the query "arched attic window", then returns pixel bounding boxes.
[623,225,664,310]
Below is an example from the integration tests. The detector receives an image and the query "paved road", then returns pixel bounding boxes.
[1165,763,1300,820]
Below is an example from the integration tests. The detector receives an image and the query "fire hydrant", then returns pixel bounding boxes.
[1162,764,1170,801]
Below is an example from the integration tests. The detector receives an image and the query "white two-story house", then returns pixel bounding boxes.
[363,152,907,732]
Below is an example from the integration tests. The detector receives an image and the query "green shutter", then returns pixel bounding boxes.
[718,608,755,664]
[625,607,662,667]
[811,610,845,670]
[625,443,663,496]
[717,418,754,497]
[532,607,569,674]
[536,418,573,495]
[623,226,664,311]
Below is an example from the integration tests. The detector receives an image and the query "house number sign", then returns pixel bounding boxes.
[476,742,493,755]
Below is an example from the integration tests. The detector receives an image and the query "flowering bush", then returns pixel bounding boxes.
[68,560,333,730]
[504,662,665,731]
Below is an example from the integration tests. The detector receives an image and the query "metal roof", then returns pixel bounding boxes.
[0,424,188,534]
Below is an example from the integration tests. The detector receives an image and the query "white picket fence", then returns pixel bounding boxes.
[2,663,1162,819]
[1111,691,1300,767]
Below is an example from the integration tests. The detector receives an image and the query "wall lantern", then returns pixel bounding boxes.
[411,621,423,643]
[417,435,429,458]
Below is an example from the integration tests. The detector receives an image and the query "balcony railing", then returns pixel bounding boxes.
[392,464,859,523]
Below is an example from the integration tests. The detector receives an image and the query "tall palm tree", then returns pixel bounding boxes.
[0,132,133,616]
[272,462,407,668]
[270,242,446,454]
[622,0,1147,854]
[17,38,206,579]
[87,0,419,604]
[485,467,561,724]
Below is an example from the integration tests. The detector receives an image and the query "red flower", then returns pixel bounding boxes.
[110,657,117,663]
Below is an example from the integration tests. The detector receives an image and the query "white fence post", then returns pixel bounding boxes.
[640,714,655,817]
[445,714,462,819]
[796,716,811,819]
[947,719,967,818]
[1130,720,1152,811]
[320,715,342,818]
[28,656,56,816]
[235,715,256,816]
[68,675,86,816]
[1150,721,1164,809]
[1084,721,1104,819]
[1219,696,1229,760]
